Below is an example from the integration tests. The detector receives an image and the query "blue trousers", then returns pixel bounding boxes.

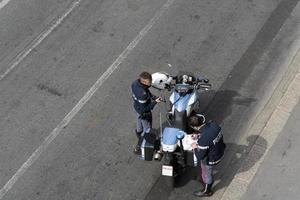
[135,111,152,134]
[135,111,152,148]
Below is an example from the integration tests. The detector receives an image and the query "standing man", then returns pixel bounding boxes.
[189,115,226,197]
[131,72,162,155]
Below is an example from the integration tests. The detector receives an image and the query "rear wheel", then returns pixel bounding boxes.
[162,153,175,188]
[163,175,175,188]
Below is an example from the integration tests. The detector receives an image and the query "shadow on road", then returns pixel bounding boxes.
[175,135,267,191]
[214,135,268,192]
[201,89,256,125]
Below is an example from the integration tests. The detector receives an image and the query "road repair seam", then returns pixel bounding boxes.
[0,0,176,198]
[0,0,82,81]
[220,48,300,200]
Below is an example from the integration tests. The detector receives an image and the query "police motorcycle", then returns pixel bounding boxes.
[150,72,211,187]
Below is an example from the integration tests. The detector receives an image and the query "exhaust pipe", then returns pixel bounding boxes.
[154,150,163,161]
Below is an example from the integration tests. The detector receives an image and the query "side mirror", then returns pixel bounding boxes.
[198,83,212,90]
[204,79,209,83]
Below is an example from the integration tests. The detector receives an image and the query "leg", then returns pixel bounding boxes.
[140,112,152,134]
[134,112,144,154]
[193,160,214,197]
[134,112,152,155]
[201,161,213,185]
[135,112,143,133]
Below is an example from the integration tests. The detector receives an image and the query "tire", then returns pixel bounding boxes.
[163,153,175,188]
[163,175,175,189]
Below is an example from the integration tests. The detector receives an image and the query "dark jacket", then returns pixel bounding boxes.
[194,121,226,165]
[131,79,157,115]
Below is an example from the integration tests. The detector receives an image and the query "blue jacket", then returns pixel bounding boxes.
[194,121,226,165]
[131,79,157,114]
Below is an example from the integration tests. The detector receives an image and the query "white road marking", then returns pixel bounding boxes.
[0,0,82,81]
[0,0,11,10]
[0,0,176,198]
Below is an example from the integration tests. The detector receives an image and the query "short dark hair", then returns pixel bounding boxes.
[139,72,152,80]
[189,115,204,127]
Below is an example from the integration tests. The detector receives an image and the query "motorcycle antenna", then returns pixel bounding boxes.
[161,89,172,127]
[159,90,166,138]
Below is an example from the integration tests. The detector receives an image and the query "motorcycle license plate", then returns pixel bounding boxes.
[162,165,173,176]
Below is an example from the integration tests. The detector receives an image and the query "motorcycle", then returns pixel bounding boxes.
[151,71,211,187]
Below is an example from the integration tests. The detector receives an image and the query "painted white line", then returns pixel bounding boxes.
[0,0,175,198]
[0,0,82,81]
[0,0,11,10]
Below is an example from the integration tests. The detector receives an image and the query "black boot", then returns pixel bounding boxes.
[135,130,143,138]
[133,146,141,155]
[193,183,213,197]
[133,131,144,155]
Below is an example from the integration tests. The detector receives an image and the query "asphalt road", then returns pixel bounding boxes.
[0,0,299,199]
[242,100,300,200]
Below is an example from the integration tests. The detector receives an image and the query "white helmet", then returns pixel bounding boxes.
[151,72,173,90]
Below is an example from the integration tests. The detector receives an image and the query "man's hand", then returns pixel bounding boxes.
[191,143,198,149]
[155,97,163,103]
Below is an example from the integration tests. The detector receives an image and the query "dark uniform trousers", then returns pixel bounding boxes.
[194,121,226,184]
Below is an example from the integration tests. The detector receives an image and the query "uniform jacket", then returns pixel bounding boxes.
[194,121,226,165]
[131,79,157,115]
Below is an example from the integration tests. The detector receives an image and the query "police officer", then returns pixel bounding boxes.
[189,114,226,197]
[131,72,162,155]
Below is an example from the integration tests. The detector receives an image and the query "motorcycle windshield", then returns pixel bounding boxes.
[173,92,192,112]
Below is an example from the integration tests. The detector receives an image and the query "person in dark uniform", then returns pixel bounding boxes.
[131,72,162,155]
[189,114,226,197]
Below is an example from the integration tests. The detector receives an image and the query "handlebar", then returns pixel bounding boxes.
[197,83,211,90]
[157,74,211,91]
[166,82,211,91]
